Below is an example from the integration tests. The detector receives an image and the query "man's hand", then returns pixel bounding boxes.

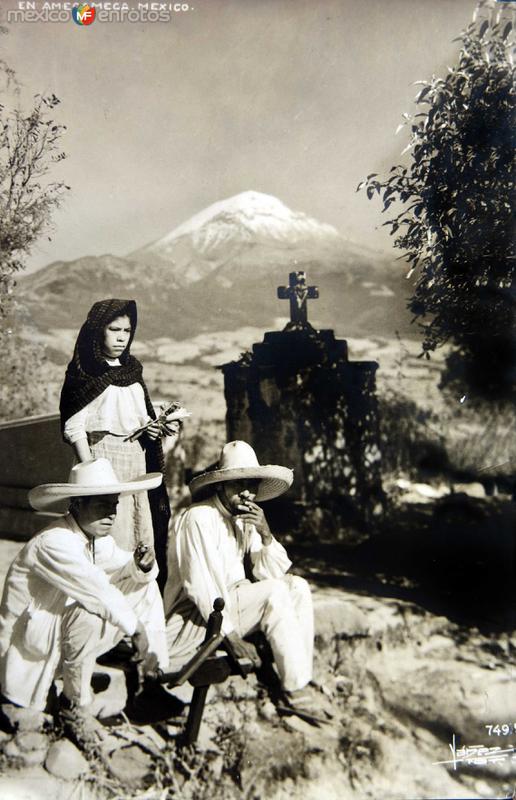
[226,632,261,668]
[131,621,150,663]
[235,500,273,544]
[133,544,155,573]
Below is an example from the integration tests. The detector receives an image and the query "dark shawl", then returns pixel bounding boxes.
[60,298,170,587]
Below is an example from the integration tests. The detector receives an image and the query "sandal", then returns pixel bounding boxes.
[58,695,108,756]
[277,688,331,726]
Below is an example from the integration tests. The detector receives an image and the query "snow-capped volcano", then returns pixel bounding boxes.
[131,191,345,285]
[150,190,341,249]
[19,191,410,340]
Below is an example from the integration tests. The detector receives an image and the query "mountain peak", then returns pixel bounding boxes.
[150,191,294,246]
[18,189,407,342]
[135,190,342,256]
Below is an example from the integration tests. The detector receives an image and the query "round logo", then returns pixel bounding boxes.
[72,4,96,26]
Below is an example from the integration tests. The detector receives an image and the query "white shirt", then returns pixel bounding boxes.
[164,494,292,636]
[0,514,161,710]
[63,380,150,443]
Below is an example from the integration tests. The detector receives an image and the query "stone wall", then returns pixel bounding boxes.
[0,414,73,540]
[222,327,383,529]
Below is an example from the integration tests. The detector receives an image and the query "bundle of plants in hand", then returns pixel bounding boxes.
[124,401,191,442]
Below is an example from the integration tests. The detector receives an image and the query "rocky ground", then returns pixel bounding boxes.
[1,495,516,800]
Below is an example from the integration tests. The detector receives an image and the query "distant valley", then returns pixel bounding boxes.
[17,191,415,342]
[11,190,437,471]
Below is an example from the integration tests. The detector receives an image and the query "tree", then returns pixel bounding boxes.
[0,45,68,420]
[361,3,515,400]
[0,93,67,310]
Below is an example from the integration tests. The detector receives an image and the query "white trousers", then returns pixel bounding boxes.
[229,575,313,692]
[61,579,168,707]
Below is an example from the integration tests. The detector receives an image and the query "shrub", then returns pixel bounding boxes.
[361,5,515,400]
[379,390,447,479]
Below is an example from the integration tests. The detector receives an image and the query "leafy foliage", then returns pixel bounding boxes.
[360,7,515,399]
[0,56,68,421]
[0,92,68,309]
[378,389,447,479]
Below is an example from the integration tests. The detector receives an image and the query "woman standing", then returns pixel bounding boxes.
[59,298,174,586]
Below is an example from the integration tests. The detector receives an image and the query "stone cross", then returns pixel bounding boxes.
[277,271,319,326]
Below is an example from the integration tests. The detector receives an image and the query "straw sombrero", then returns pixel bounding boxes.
[189,441,293,502]
[28,458,162,512]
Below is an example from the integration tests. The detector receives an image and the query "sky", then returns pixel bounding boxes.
[2,0,477,272]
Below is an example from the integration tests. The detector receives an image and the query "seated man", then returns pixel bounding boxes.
[0,458,169,747]
[164,441,315,714]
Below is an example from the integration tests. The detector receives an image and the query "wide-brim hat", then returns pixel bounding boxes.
[189,440,293,502]
[29,458,162,512]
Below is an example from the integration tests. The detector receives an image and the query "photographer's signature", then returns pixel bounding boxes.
[434,732,516,770]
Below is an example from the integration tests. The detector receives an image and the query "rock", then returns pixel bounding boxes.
[203,696,249,732]
[104,725,166,758]
[319,682,333,699]
[159,722,184,739]
[244,721,263,739]
[282,715,318,736]
[98,731,127,755]
[212,674,258,702]
[165,682,194,704]
[0,768,68,800]
[413,482,449,499]
[195,722,221,753]
[334,676,353,697]
[476,779,497,796]
[45,739,89,780]
[137,725,166,754]
[1,703,50,732]
[2,738,20,758]
[207,753,224,781]
[257,699,277,722]
[3,731,49,766]
[89,667,128,719]
[239,728,309,796]
[453,482,486,499]
[305,753,326,780]
[394,479,450,501]
[370,656,512,745]
[108,745,154,785]
[399,491,433,505]
[14,731,48,752]
[313,591,369,643]
[358,599,406,637]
